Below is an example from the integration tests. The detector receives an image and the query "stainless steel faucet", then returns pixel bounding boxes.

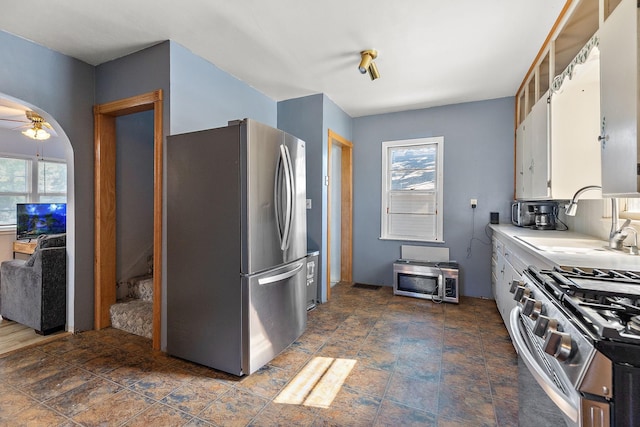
[564,186,633,252]
[609,197,631,250]
[565,185,602,216]
[622,226,639,255]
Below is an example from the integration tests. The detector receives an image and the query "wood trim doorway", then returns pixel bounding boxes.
[94,90,163,351]
[326,130,353,300]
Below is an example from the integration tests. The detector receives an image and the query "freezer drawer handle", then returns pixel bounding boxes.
[258,262,304,285]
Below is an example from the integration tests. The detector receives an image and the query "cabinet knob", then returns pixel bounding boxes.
[598,134,609,149]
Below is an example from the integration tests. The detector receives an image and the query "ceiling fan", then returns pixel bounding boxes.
[0,109,55,140]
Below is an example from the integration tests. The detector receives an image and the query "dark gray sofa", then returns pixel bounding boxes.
[0,234,66,335]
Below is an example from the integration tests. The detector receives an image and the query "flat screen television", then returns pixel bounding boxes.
[16,203,67,240]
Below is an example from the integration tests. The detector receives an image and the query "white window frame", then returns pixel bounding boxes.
[380,137,444,242]
[620,198,640,221]
[36,158,67,202]
[0,154,67,226]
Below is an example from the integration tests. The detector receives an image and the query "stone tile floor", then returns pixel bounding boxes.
[0,283,518,426]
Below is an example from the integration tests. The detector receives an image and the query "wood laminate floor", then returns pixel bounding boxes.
[0,317,68,356]
[0,283,518,426]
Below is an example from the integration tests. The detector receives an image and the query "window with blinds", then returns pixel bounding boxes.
[0,155,67,226]
[381,137,443,242]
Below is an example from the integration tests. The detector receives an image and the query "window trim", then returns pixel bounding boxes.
[380,136,444,243]
[37,158,67,201]
[620,198,640,221]
[0,154,67,226]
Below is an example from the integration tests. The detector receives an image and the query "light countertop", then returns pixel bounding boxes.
[490,224,640,271]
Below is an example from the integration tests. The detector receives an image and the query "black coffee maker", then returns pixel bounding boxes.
[532,203,557,230]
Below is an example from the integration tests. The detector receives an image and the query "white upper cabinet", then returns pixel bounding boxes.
[548,43,602,200]
[599,0,640,196]
[515,94,549,200]
[515,41,602,201]
[514,0,608,201]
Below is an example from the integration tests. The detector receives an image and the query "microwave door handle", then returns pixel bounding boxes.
[509,307,579,423]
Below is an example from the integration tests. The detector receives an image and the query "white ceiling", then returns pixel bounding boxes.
[0,0,566,118]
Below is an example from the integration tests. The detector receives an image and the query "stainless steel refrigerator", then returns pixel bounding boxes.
[166,119,307,376]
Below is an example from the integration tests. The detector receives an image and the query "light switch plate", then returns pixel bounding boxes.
[306,199,312,209]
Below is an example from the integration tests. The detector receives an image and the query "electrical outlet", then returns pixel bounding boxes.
[470,198,478,208]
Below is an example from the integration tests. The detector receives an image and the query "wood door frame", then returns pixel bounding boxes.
[94,90,163,350]
[326,130,353,300]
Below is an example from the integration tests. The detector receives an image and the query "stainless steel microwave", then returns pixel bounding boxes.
[393,260,459,303]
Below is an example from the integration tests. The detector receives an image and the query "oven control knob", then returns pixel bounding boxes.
[509,280,523,294]
[513,286,530,303]
[533,315,557,338]
[522,297,543,320]
[544,330,572,362]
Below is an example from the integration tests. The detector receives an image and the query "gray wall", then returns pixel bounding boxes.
[169,42,277,133]
[95,41,171,343]
[0,30,95,331]
[278,94,324,245]
[115,112,154,284]
[278,94,353,302]
[97,41,278,350]
[95,42,171,105]
[353,97,515,298]
[0,27,514,340]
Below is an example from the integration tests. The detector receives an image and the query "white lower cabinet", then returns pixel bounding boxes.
[491,234,552,339]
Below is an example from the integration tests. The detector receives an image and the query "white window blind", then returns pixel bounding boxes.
[381,137,444,242]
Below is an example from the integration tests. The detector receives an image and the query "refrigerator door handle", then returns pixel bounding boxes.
[281,143,295,251]
[257,262,304,285]
[275,144,294,251]
[274,144,287,249]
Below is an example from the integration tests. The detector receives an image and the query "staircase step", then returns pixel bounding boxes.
[128,275,153,302]
[109,300,152,339]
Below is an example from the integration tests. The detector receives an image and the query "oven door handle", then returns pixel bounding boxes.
[509,307,579,423]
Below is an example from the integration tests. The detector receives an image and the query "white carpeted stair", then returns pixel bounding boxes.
[110,275,153,339]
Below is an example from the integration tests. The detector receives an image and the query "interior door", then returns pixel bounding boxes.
[326,130,353,301]
[330,142,342,285]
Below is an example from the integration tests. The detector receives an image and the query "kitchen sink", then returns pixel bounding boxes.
[514,235,611,255]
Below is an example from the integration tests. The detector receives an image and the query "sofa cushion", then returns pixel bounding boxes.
[37,234,66,249]
[24,234,66,267]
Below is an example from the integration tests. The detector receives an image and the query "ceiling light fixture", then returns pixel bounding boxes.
[21,111,51,140]
[358,49,380,80]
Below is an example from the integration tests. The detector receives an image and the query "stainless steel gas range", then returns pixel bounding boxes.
[509,265,640,427]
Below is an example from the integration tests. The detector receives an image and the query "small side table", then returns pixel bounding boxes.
[13,240,37,258]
